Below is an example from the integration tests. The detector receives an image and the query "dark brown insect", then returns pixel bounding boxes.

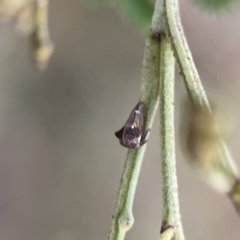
[115,101,149,149]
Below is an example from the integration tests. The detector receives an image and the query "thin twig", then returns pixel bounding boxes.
[107,1,165,240]
[31,0,54,70]
[159,34,184,240]
[164,0,240,217]
[107,37,160,240]
[164,0,208,107]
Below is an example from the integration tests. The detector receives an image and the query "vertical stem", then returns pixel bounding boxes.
[107,19,162,240]
[159,35,184,240]
[164,0,240,217]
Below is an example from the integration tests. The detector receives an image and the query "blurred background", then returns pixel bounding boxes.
[0,0,240,239]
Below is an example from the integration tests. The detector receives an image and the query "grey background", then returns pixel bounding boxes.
[0,0,240,239]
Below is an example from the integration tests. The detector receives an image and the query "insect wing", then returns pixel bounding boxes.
[115,127,124,139]
[122,102,146,146]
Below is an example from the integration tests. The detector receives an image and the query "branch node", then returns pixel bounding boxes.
[118,211,134,231]
[160,223,175,234]
[150,30,162,42]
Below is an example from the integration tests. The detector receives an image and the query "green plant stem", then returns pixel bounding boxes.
[159,34,184,240]
[107,39,159,240]
[163,0,240,217]
[107,147,147,240]
[164,0,208,107]
[107,2,164,239]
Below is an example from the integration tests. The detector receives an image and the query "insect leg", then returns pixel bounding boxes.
[140,129,150,146]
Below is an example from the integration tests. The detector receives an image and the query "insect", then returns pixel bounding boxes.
[115,101,150,149]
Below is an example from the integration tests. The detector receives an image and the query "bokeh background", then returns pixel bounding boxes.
[0,0,240,239]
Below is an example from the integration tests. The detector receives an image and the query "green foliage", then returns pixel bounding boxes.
[84,0,153,32]
[190,0,238,10]
[115,0,153,33]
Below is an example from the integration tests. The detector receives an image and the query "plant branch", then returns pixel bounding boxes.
[163,0,240,217]
[159,34,184,240]
[107,2,164,239]
[31,0,54,70]
[163,0,208,107]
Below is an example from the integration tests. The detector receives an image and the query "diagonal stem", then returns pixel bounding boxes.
[107,11,163,240]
